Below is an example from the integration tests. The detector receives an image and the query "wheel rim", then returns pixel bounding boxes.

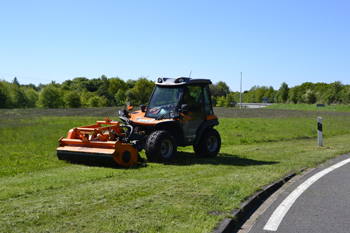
[207,136,218,152]
[160,139,173,158]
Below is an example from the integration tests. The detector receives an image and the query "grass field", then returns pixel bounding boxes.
[267,103,350,112]
[1,107,350,232]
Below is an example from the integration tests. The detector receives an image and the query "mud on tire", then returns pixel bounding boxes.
[194,128,221,158]
[145,130,177,163]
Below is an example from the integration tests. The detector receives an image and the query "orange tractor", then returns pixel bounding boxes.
[57,77,221,167]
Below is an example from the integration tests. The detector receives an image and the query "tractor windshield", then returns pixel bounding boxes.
[145,86,185,119]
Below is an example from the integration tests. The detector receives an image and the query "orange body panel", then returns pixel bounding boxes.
[129,110,173,126]
[206,114,218,121]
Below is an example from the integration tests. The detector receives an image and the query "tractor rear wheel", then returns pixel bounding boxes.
[145,130,177,163]
[194,128,221,158]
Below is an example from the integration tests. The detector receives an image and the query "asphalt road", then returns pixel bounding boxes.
[237,103,274,109]
[236,152,350,233]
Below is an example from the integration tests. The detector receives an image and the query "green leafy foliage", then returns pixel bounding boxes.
[0,81,9,108]
[63,91,81,108]
[132,77,155,104]
[36,84,63,108]
[1,76,350,109]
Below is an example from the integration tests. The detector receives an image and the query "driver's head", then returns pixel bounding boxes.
[184,88,190,98]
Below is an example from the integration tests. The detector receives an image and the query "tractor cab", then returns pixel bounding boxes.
[128,77,218,146]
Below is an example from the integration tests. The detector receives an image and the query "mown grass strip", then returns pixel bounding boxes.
[1,109,350,232]
[1,135,350,232]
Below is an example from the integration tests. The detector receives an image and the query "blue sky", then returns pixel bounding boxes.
[1,0,349,92]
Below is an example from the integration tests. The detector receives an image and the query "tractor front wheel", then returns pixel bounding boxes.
[145,130,177,163]
[194,128,221,158]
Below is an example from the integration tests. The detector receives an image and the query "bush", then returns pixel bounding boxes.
[36,84,63,108]
[64,91,81,108]
[23,88,39,108]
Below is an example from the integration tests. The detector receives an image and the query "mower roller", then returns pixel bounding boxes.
[57,77,221,167]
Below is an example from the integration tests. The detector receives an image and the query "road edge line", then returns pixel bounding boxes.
[212,167,307,233]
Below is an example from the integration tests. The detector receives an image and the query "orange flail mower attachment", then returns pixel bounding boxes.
[57,118,138,167]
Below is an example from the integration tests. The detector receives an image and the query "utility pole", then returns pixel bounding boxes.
[240,72,242,109]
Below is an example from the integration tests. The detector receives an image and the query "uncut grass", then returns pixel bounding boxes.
[0,117,105,177]
[266,103,350,112]
[1,108,350,232]
[218,115,350,145]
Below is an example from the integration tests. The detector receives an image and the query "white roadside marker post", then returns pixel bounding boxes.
[318,117,322,147]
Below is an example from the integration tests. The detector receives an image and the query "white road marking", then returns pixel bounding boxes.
[264,158,350,231]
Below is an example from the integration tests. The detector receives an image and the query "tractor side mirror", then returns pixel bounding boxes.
[140,104,146,112]
[127,101,133,111]
[181,104,188,115]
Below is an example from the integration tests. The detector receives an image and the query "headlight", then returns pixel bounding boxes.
[119,110,125,116]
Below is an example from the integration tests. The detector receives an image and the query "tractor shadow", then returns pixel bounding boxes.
[62,157,147,169]
[61,152,277,168]
[171,151,279,166]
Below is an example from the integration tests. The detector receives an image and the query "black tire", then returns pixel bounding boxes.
[145,130,177,163]
[194,128,221,158]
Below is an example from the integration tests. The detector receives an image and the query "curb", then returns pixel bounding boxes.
[213,168,307,233]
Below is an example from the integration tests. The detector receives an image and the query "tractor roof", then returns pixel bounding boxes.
[156,77,212,86]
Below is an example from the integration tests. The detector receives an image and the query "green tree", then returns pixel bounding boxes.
[264,86,275,102]
[81,89,95,107]
[247,85,260,103]
[125,89,135,102]
[9,84,28,108]
[132,78,155,104]
[0,81,9,108]
[61,80,72,91]
[270,90,280,103]
[12,77,20,87]
[98,96,109,107]
[216,96,226,107]
[279,82,289,103]
[288,86,301,104]
[36,84,63,108]
[324,81,344,104]
[88,78,104,92]
[88,96,100,107]
[209,84,224,97]
[109,77,128,96]
[22,83,38,91]
[211,96,217,107]
[339,86,350,104]
[64,91,81,108]
[216,81,230,97]
[71,77,90,93]
[23,87,39,108]
[216,92,235,107]
[37,83,46,92]
[115,89,126,105]
[255,86,268,103]
[301,89,316,104]
[126,79,136,89]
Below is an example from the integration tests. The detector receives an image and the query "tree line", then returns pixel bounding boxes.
[0,76,155,108]
[0,76,349,109]
[212,81,350,107]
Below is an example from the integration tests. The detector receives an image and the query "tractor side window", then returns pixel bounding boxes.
[203,85,213,115]
[183,85,204,113]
